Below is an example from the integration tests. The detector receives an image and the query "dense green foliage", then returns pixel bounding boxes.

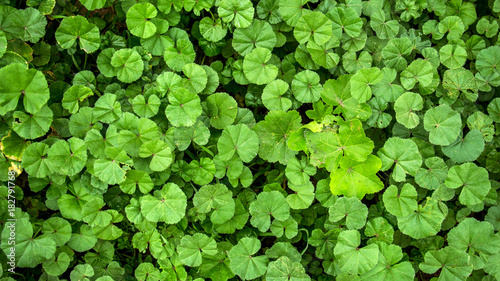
[0,0,500,280]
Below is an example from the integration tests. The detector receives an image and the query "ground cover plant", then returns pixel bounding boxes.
[0,0,500,280]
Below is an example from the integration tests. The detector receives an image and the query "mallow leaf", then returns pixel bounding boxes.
[110,49,143,83]
[165,88,202,127]
[397,198,446,239]
[126,3,158,39]
[423,104,462,146]
[419,247,473,281]
[266,256,311,281]
[218,0,254,28]
[334,229,380,275]
[243,47,278,85]
[329,154,384,199]
[55,15,100,53]
[329,197,368,230]
[228,237,269,280]
[177,233,217,267]
[294,12,332,45]
[445,163,491,207]
[0,63,50,114]
[394,92,423,129]
[377,137,422,182]
[441,129,484,163]
[383,184,418,218]
[217,124,259,163]
[140,183,187,224]
[249,190,290,232]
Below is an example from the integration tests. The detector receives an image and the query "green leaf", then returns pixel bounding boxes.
[94,147,132,185]
[442,129,484,163]
[218,0,254,28]
[126,3,158,38]
[186,157,216,185]
[62,85,93,114]
[445,163,491,207]
[253,110,302,164]
[279,0,309,27]
[206,92,238,130]
[440,44,467,69]
[307,119,374,171]
[329,196,368,230]
[285,156,316,185]
[67,224,98,252]
[93,93,122,123]
[327,7,363,38]
[80,0,105,10]
[164,39,196,72]
[377,137,422,182]
[228,237,269,280]
[178,233,217,267]
[110,49,144,83]
[3,8,47,43]
[415,156,448,190]
[266,256,311,281]
[0,63,50,114]
[243,47,278,85]
[22,142,51,178]
[383,184,418,218]
[423,104,462,146]
[329,154,384,199]
[334,229,380,275]
[400,59,434,90]
[199,17,227,42]
[140,183,187,224]
[286,181,315,210]
[131,94,161,118]
[420,247,473,280]
[448,217,498,255]
[139,139,173,172]
[476,46,500,77]
[217,124,259,163]
[292,70,322,103]
[294,11,332,45]
[249,190,290,232]
[262,79,292,111]
[397,198,446,239]
[394,92,423,129]
[165,88,202,127]
[13,104,53,139]
[232,19,276,56]
[0,218,56,268]
[350,67,384,103]
[182,63,208,94]
[48,138,87,176]
[55,15,100,53]
[361,243,415,281]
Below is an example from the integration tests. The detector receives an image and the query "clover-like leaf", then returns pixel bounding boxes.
[177,233,217,267]
[249,190,290,232]
[47,138,87,176]
[140,183,187,224]
[400,59,434,90]
[294,12,332,45]
[217,124,259,163]
[334,229,380,275]
[233,19,276,56]
[377,137,422,182]
[229,237,269,280]
[126,3,158,39]
[206,92,238,130]
[62,85,93,114]
[292,70,322,103]
[361,243,415,281]
[327,7,363,39]
[262,79,292,111]
[266,256,311,281]
[164,39,196,72]
[394,92,423,129]
[12,104,52,140]
[329,197,368,230]
[139,139,173,172]
[383,184,418,218]
[253,110,302,165]
[55,15,100,53]
[307,119,374,171]
[420,247,473,281]
[218,0,254,28]
[0,63,50,114]
[330,154,384,199]
[397,198,446,239]
[445,163,491,207]
[423,104,462,146]
[243,47,278,85]
[110,49,143,83]
[165,88,202,127]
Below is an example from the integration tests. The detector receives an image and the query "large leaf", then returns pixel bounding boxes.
[140,183,187,224]
[334,230,380,275]
[217,124,259,163]
[55,15,100,53]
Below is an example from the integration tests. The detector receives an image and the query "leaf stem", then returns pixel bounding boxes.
[299,228,310,255]
[197,144,214,157]
[70,54,81,72]
[208,9,216,20]
[83,53,88,70]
